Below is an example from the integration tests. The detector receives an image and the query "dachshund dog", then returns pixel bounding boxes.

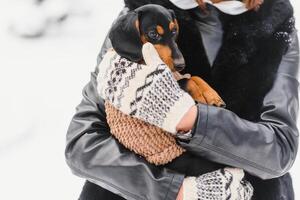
[109,4,225,107]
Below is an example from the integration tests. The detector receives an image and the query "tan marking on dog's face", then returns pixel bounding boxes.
[153,44,175,71]
[174,19,179,33]
[156,25,164,35]
[169,21,175,31]
[135,20,140,33]
[169,20,179,36]
[141,34,148,44]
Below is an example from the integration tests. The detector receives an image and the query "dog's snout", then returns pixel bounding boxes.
[170,42,185,72]
[173,57,185,72]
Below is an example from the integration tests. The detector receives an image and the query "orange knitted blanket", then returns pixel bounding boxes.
[105,102,185,165]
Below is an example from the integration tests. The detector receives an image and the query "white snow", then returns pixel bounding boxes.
[0,0,299,199]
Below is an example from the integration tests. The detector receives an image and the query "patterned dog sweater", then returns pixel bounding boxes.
[97,49,195,134]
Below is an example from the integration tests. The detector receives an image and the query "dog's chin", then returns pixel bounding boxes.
[140,56,181,73]
[174,64,185,72]
[173,57,186,72]
[160,58,176,72]
[164,62,185,73]
[167,64,177,72]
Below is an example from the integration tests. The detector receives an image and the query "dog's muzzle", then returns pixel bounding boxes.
[171,42,185,72]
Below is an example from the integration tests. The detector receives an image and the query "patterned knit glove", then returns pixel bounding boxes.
[183,168,253,200]
[97,43,195,134]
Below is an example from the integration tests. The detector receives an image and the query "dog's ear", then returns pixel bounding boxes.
[109,11,143,62]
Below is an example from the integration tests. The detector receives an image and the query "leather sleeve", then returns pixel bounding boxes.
[180,31,299,180]
[65,34,184,200]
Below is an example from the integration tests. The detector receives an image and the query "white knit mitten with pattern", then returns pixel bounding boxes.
[183,168,253,200]
[97,43,195,134]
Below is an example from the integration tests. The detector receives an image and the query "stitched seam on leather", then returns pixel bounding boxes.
[67,161,146,200]
[199,142,282,176]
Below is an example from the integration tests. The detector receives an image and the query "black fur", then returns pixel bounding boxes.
[109,12,142,62]
[211,0,294,121]
[123,0,296,200]
[109,4,185,70]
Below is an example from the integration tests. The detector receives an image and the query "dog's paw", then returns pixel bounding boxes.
[202,89,226,107]
[187,76,226,107]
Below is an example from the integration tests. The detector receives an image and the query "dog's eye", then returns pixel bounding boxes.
[171,28,177,35]
[148,30,161,41]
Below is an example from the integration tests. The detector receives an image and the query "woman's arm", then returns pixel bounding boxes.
[65,72,184,200]
[179,31,299,180]
[65,12,184,198]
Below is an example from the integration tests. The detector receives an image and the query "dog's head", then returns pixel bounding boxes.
[109,4,185,72]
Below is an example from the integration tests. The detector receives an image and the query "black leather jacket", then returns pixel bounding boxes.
[65,7,299,200]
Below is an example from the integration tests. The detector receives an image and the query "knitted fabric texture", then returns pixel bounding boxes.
[97,47,193,165]
[105,101,185,165]
[97,48,195,134]
[183,168,253,200]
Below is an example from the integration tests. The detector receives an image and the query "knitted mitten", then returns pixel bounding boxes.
[183,168,253,200]
[97,43,195,134]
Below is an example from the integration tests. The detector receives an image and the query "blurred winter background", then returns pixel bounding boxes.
[0,0,299,199]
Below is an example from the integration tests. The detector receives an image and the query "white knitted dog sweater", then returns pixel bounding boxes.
[97,43,195,134]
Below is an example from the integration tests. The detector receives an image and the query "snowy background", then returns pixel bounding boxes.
[0,0,299,199]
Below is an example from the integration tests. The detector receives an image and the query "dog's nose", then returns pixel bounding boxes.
[173,57,185,72]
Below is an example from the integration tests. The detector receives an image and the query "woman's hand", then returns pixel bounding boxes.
[176,105,198,133]
[176,185,184,200]
[245,0,264,11]
[195,0,264,12]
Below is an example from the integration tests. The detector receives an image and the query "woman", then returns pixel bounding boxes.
[65,0,299,199]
